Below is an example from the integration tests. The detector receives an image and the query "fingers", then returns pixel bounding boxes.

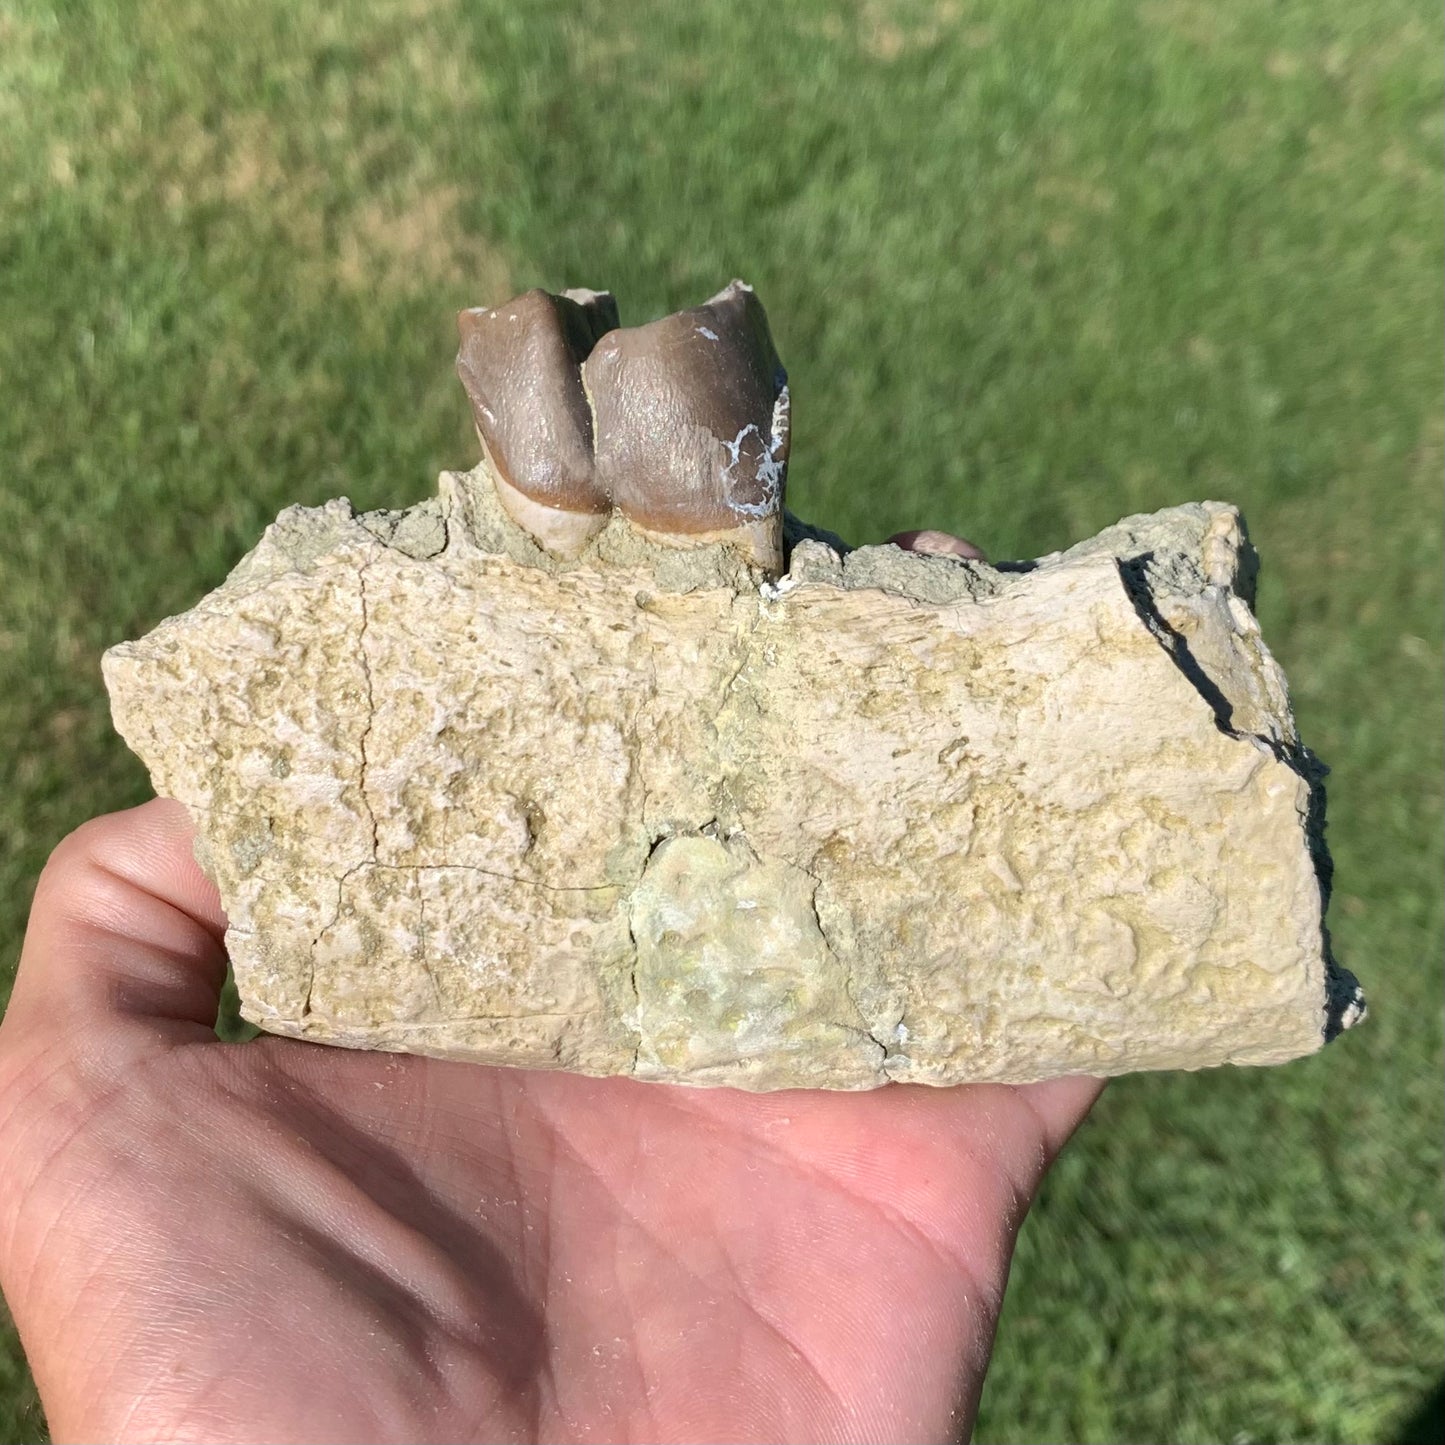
[1010,1074,1107,1162]
[889,528,988,562]
[3,800,229,1052]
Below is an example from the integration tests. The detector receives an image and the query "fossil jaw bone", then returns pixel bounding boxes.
[455,280,789,575]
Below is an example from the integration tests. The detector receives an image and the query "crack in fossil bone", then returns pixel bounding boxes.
[102,484,1362,1089]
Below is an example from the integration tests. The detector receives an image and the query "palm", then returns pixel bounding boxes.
[0,805,1098,1445]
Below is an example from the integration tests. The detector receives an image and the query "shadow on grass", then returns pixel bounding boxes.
[1392,1378,1445,1445]
[216,967,262,1043]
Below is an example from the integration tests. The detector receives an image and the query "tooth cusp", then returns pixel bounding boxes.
[458,279,790,573]
[456,288,614,536]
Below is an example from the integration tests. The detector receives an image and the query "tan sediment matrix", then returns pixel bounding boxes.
[103,468,1363,1089]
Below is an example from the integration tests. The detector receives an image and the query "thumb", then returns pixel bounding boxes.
[2,800,229,1058]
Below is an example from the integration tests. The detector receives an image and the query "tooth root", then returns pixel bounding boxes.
[583,279,789,576]
[456,288,617,557]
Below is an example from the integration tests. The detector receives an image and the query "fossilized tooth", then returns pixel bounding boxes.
[456,286,619,556]
[584,279,790,576]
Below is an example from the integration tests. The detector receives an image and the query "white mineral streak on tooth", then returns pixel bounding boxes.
[719,395,789,519]
[770,382,790,454]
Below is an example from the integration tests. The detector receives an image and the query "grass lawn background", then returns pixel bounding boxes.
[0,1,1440,1440]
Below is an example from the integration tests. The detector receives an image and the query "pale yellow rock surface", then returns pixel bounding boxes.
[102,468,1364,1090]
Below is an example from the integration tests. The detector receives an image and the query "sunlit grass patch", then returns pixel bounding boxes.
[0,1,1439,1440]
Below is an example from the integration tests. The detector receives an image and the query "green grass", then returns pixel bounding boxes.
[1,0,1440,1439]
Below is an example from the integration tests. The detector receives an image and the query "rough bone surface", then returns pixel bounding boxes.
[102,473,1362,1090]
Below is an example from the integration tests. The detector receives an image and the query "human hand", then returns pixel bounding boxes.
[0,538,1100,1445]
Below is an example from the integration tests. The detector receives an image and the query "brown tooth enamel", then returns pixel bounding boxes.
[456,287,618,555]
[582,279,789,575]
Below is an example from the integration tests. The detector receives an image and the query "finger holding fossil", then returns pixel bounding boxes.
[584,279,790,576]
[889,529,988,561]
[456,287,618,557]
